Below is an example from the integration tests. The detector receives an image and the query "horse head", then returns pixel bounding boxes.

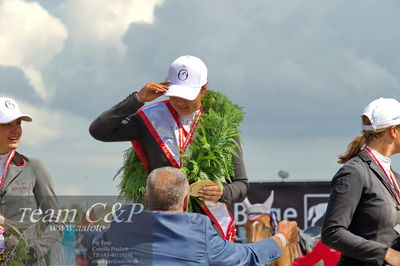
[243,191,302,265]
[243,190,274,243]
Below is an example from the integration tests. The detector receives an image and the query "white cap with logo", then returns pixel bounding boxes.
[362,97,400,131]
[164,55,208,101]
[0,97,32,124]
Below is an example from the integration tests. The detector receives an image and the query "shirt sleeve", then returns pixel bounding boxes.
[32,159,62,260]
[89,92,146,142]
[219,138,249,204]
[206,219,281,265]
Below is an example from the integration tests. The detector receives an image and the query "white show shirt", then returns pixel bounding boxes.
[179,110,200,132]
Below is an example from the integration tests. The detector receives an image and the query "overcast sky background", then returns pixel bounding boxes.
[2,0,400,195]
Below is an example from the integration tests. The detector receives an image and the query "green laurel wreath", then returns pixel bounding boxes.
[115,90,244,202]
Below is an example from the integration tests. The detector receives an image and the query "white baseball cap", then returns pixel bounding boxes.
[0,97,32,124]
[361,97,400,131]
[164,55,208,101]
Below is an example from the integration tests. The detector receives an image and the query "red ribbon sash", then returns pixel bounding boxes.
[134,100,202,169]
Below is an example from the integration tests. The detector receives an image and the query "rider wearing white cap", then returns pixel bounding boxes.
[0,97,60,265]
[322,97,400,265]
[89,55,248,240]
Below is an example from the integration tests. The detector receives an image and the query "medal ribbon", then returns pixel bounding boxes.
[0,150,16,189]
[364,146,400,204]
[136,101,203,169]
[196,198,236,241]
[176,108,202,167]
[165,104,203,167]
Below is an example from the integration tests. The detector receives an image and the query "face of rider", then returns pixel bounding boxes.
[388,125,400,155]
[169,85,208,116]
[0,118,22,154]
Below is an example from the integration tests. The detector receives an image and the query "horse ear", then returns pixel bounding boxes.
[243,197,251,209]
[263,190,274,210]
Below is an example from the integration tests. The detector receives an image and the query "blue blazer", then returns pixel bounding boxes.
[82,205,282,266]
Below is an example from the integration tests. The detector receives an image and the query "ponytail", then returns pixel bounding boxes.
[337,136,367,164]
[338,116,388,164]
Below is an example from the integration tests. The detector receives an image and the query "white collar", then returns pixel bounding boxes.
[366,146,392,172]
[179,110,200,125]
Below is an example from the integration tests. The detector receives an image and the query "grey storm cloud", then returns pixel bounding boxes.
[3,0,400,193]
[45,0,400,140]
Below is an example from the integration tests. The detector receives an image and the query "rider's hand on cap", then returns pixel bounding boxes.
[137,81,170,103]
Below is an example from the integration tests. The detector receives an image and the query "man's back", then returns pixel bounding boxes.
[83,205,281,266]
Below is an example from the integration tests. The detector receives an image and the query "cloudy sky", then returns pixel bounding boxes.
[2,0,400,195]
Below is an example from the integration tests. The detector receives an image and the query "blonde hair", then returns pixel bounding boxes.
[338,116,388,164]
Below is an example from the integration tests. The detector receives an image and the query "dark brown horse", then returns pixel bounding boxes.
[243,191,302,266]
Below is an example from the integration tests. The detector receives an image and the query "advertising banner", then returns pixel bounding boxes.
[232,181,331,229]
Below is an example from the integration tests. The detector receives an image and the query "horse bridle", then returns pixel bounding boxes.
[246,213,274,242]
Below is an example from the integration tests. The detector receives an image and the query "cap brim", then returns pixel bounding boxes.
[0,114,32,124]
[164,85,201,101]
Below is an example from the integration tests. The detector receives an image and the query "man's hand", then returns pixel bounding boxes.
[276,220,298,245]
[385,248,400,266]
[136,81,170,102]
[198,185,223,202]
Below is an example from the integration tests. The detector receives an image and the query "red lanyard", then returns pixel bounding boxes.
[0,150,16,189]
[364,146,400,204]
[176,109,203,167]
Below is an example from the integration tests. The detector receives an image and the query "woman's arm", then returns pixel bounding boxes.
[321,164,388,264]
